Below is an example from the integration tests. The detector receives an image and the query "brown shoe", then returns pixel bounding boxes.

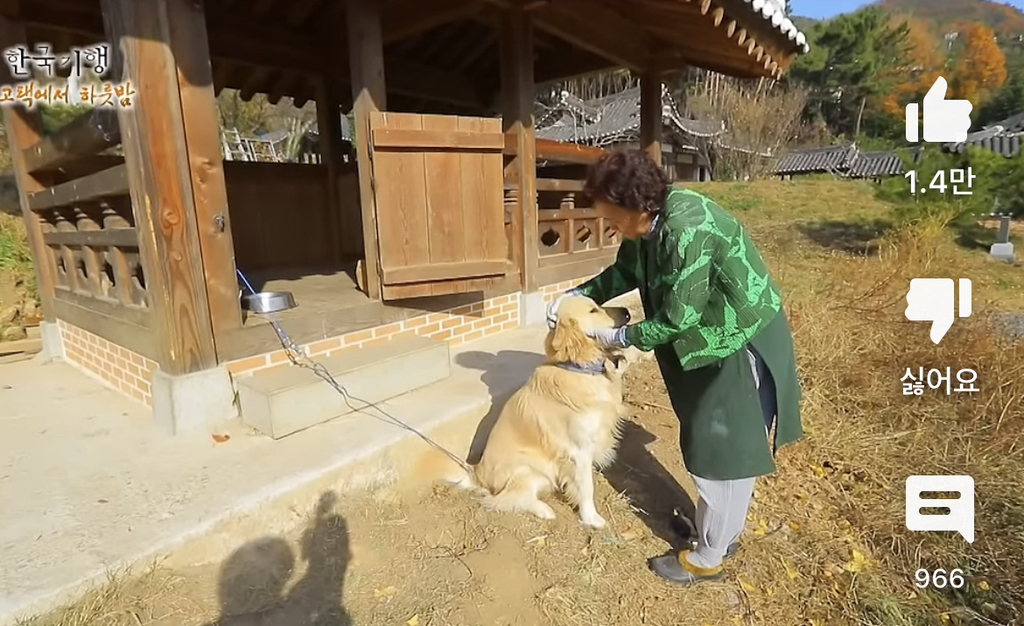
[649,549,725,586]
[670,510,740,558]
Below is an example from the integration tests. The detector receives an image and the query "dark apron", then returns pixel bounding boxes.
[652,310,803,481]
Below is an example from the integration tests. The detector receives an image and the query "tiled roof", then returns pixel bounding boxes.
[942,110,1023,158]
[772,143,858,175]
[741,0,810,53]
[536,84,724,148]
[847,150,910,178]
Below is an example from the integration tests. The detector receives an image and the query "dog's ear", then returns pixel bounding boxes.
[547,316,588,362]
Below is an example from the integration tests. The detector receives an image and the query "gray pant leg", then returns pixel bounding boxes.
[686,475,757,568]
[684,347,771,570]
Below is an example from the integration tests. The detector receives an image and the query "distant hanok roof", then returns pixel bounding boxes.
[772,143,858,175]
[846,150,913,178]
[943,111,1024,158]
[773,143,920,178]
[536,84,724,150]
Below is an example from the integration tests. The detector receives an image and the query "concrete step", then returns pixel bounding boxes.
[237,335,451,439]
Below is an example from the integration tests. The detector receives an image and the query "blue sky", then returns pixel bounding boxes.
[790,0,1024,20]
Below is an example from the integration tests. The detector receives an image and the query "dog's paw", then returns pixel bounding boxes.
[532,503,557,520]
[580,512,607,529]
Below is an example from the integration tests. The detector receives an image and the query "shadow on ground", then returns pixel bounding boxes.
[953,221,1020,252]
[455,349,547,463]
[204,491,351,626]
[603,420,695,550]
[796,218,892,256]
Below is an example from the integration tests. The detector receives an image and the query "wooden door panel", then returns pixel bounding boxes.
[368,112,510,300]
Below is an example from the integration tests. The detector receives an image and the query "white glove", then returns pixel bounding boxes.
[546,289,580,329]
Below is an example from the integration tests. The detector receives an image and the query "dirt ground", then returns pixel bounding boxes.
[24,360,868,626]
[19,180,1024,626]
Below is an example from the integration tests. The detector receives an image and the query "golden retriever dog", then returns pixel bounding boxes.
[449,295,632,528]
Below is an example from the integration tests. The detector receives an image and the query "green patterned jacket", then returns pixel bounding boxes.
[576,187,782,370]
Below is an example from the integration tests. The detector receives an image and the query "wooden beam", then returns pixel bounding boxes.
[499,6,538,293]
[381,0,482,43]
[532,0,650,71]
[43,227,138,248]
[0,14,56,321]
[22,108,121,174]
[506,136,606,165]
[640,71,662,165]
[27,164,129,211]
[100,0,219,375]
[347,0,386,301]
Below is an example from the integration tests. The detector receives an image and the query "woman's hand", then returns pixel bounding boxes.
[586,326,630,349]
[546,289,580,329]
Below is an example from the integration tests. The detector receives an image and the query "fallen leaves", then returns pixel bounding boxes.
[843,548,871,573]
[780,556,801,580]
[211,433,230,443]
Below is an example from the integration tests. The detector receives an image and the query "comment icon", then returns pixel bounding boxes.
[905,475,975,543]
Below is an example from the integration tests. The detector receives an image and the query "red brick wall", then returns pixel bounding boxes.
[59,320,158,406]
[56,279,611,405]
[225,292,521,379]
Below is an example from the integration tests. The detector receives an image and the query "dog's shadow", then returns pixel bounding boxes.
[604,419,696,549]
[457,348,695,549]
[455,349,547,463]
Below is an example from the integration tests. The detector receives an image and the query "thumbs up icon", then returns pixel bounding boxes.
[905,76,973,143]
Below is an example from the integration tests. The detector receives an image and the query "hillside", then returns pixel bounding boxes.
[792,0,1024,39]
[880,0,1024,38]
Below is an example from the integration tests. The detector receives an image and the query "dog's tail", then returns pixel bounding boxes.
[420,447,483,492]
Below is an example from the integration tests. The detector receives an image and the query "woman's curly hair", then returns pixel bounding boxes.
[583,149,670,214]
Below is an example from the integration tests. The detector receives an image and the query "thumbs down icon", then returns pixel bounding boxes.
[905,278,973,344]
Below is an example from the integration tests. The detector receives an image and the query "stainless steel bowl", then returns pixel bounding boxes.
[241,291,297,314]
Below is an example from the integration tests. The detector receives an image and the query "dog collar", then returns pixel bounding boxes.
[555,360,607,375]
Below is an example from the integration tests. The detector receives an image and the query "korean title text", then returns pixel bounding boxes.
[2,43,134,108]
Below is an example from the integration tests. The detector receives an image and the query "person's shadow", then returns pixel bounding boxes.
[603,419,697,550]
[204,491,352,626]
[457,348,695,549]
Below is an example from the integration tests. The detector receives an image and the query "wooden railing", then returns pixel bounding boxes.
[502,137,619,286]
[21,109,153,356]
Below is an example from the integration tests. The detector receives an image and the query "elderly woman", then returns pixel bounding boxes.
[547,149,802,586]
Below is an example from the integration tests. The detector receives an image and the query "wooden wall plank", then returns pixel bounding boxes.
[370,112,431,298]
[421,114,465,296]
[101,0,217,375]
[0,15,57,321]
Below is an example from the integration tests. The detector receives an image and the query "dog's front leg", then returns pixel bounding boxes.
[571,453,606,528]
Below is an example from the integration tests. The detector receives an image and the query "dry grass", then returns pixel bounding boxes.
[12,179,1024,626]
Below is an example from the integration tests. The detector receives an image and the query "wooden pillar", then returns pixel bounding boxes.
[101,0,235,375]
[0,16,57,321]
[640,71,662,166]
[314,77,347,264]
[499,6,538,293]
[347,0,386,301]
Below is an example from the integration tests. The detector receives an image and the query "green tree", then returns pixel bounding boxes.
[790,8,912,139]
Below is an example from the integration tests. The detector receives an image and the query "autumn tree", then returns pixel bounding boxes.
[950,23,1008,105]
[879,15,944,117]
